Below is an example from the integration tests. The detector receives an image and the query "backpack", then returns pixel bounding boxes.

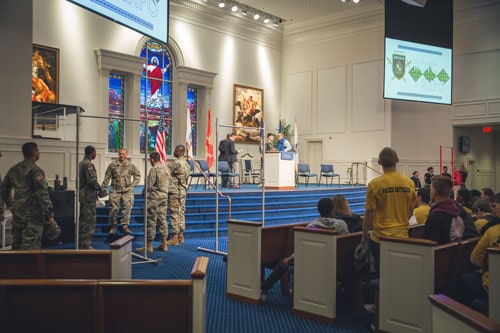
[335,213,363,233]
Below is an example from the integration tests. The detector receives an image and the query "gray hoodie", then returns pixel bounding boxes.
[307,217,349,235]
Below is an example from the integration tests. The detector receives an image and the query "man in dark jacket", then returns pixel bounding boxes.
[224,133,240,189]
[218,137,228,187]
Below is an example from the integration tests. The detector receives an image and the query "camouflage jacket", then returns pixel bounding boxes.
[142,164,170,200]
[1,159,53,220]
[101,159,141,193]
[167,157,190,193]
[79,157,101,202]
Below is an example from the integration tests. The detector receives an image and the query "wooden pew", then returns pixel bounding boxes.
[378,237,460,333]
[292,227,364,324]
[0,235,133,280]
[226,220,308,304]
[0,256,209,333]
[429,294,500,333]
[408,223,426,239]
[489,247,500,323]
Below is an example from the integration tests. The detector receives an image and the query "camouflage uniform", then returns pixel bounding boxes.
[79,157,102,247]
[142,164,170,242]
[101,159,141,228]
[1,159,54,250]
[167,157,191,233]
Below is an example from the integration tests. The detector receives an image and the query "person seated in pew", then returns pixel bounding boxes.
[472,199,498,235]
[456,188,473,214]
[411,187,431,225]
[452,193,500,315]
[260,197,349,301]
[331,194,362,232]
[425,176,479,244]
[470,189,482,205]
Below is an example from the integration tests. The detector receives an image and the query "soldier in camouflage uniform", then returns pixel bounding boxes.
[167,145,191,245]
[136,152,170,253]
[1,142,55,250]
[101,148,141,235]
[78,146,106,250]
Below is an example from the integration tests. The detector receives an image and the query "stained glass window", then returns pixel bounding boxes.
[187,86,198,156]
[140,41,172,154]
[108,73,125,152]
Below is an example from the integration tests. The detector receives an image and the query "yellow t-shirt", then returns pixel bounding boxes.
[474,218,489,234]
[366,171,417,243]
[470,224,500,289]
[414,204,431,224]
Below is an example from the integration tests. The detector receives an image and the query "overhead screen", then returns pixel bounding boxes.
[384,0,453,105]
[68,0,169,44]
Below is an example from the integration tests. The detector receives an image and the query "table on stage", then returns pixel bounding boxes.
[264,152,296,190]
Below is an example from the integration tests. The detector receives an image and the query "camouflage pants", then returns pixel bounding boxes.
[108,190,134,226]
[145,198,168,242]
[168,189,187,233]
[11,214,44,250]
[79,200,96,247]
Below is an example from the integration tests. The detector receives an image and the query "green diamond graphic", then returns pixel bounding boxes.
[437,69,450,84]
[409,66,422,82]
[423,67,436,82]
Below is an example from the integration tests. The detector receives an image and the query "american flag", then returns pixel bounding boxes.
[154,109,167,164]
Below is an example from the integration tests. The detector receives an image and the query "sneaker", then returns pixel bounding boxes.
[364,303,376,314]
[260,290,267,302]
[108,226,116,235]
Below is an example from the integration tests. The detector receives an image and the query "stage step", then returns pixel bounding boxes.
[94,186,367,242]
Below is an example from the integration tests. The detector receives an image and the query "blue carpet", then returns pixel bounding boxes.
[131,237,374,333]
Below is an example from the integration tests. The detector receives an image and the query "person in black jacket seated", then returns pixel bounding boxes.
[425,176,479,244]
[332,194,363,233]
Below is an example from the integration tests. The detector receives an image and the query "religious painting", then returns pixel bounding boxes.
[233,84,263,143]
[32,44,59,103]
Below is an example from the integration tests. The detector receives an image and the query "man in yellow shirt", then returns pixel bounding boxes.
[414,188,431,224]
[362,147,417,277]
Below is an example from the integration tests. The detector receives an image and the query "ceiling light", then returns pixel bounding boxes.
[253,13,260,20]
[241,7,248,15]
[231,4,238,12]
[263,17,270,24]
[273,18,280,26]
[218,1,226,8]
[353,0,360,3]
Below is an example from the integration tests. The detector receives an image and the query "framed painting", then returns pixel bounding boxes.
[32,44,59,103]
[233,84,263,143]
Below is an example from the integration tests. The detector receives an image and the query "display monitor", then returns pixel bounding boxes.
[68,0,169,44]
[460,135,471,153]
[384,37,452,104]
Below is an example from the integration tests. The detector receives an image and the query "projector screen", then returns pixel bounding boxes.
[384,37,452,104]
[68,0,169,44]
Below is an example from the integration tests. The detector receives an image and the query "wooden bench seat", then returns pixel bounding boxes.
[429,294,500,333]
[378,236,482,333]
[0,235,133,280]
[0,256,209,333]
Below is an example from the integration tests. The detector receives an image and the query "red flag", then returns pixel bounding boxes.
[154,109,167,164]
[205,109,214,169]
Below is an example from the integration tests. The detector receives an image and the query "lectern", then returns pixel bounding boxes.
[264,152,296,190]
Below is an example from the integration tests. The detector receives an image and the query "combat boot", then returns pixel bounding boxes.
[122,225,132,235]
[136,241,153,253]
[178,231,185,244]
[108,225,116,235]
[156,238,168,252]
[166,233,179,246]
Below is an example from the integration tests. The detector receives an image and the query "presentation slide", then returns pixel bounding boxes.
[384,37,452,104]
[68,0,169,43]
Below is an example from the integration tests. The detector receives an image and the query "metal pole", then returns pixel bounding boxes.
[75,107,81,250]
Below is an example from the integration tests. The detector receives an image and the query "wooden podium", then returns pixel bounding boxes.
[264,152,296,190]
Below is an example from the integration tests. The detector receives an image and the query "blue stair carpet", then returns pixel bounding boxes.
[95,184,367,243]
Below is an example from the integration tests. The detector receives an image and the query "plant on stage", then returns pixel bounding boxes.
[277,118,296,152]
